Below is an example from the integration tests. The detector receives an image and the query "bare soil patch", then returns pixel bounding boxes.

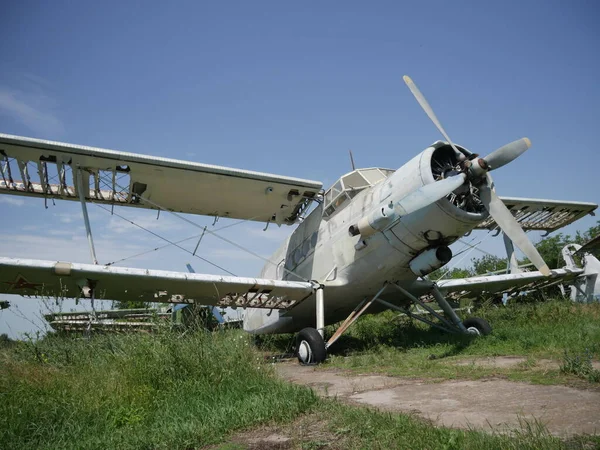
[448,356,600,371]
[276,361,600,437]
[207,411,343,450]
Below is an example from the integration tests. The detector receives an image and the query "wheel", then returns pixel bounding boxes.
[463,317,492,336]
[296,327,327,365]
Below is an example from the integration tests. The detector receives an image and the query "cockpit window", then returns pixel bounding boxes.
[323,168,394,217]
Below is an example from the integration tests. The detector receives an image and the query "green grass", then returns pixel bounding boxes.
[2,300,599,449]
[318,299,600,384]
[0,330,317,449]
[309,400,580,450]
[259,298,600,385]
[215,399,599,449]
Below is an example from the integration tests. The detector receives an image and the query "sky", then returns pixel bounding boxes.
[0,1,599,337]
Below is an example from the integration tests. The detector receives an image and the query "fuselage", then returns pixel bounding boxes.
[244,141,489,334]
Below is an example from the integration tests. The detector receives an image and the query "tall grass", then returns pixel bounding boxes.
[307,299,600,383]
[0,329,317,449]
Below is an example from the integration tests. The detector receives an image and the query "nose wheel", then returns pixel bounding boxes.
[296,327,327,365]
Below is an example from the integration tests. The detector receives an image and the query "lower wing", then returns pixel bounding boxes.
[435,268,584,301]
[0,257,314,310]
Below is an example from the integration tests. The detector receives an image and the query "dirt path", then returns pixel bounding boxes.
[276,361,600,437]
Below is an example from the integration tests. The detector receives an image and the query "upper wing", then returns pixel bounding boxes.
[0,257,314,309]
[0,133,322,225]
[435,268,584,301]
[475,196,597,233]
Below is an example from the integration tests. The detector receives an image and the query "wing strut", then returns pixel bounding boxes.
[76,167,98,264]
[134,192,311,283]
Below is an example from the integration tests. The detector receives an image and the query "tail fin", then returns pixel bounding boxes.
[562,240,600,302]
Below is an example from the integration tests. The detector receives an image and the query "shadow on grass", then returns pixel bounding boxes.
[327,320,478,359]
[255,314,479,360]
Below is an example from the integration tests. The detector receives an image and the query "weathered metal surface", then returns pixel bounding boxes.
[476,197,597,233]
[575,234,600,256]
[0,257,314,309]
[44,308,171,322]
[435,268,585,301]
[0,133,322,224]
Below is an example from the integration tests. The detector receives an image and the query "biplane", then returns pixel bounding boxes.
[1,76,598,364]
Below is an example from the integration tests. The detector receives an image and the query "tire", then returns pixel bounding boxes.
[296,327,327,365]
[463,317,492,336]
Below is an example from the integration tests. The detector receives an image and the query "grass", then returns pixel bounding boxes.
[309,400,572,450]
[0,329,317,449]
[261,298,600,385]
[216,399,599,449]
[2,299,599,449]
[326,299,600,385]
[561,349,600,383]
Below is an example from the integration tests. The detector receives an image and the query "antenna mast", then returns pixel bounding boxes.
[349,150,356,170]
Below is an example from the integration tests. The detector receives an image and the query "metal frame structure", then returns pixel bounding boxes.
[322,281,473,350]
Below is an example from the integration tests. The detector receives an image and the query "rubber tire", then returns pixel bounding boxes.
[463,317,492,336]
[296,327,327,365]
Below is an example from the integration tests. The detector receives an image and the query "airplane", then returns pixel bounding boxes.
[0,76,598,364]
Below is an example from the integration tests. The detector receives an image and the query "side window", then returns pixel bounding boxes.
[285,257,293,271]
[302,239,310,256]
[293,248,302,265]
[311,232,318,248]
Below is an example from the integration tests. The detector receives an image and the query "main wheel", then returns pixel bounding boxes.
[296,327,327,365]
[463,317,492,336]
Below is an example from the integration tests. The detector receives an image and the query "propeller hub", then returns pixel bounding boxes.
[466,158,490,180]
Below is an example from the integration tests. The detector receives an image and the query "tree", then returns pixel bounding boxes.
[471,254,507,275]
[530,221,600,269]
[427,266,473,281]
[533,233,569,270]
[574,221,600,245]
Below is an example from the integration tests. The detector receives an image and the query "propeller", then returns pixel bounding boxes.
[403,75,551,276]
[403,75,471,158]
[483,137,531,170]
[479,179,550,275]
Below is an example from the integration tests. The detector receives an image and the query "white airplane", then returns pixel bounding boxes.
[1,76,598,364]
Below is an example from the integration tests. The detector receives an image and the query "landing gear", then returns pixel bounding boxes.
[323,281,493,354]
[463,317,492,336]
[296,327,327,365]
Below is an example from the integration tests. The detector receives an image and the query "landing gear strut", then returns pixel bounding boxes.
[296,284,327,365]
[322,281,493,356]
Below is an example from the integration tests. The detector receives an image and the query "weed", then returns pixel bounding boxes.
[560,349,600,383]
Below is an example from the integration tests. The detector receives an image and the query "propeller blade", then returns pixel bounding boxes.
[479,182,551,276]
[484,138,531,170]
[395,173,467,216]
[403,75,471,157]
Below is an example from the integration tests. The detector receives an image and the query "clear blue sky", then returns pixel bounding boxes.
[1,1,599,337]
